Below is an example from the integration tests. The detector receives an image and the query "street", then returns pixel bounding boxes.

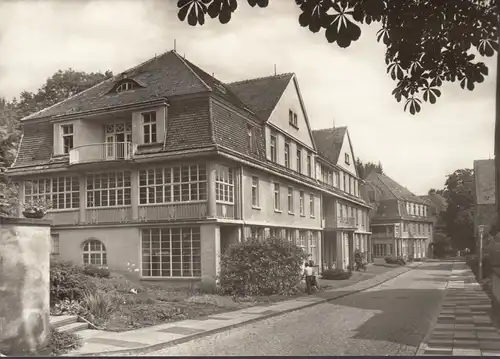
[146,262,453,356]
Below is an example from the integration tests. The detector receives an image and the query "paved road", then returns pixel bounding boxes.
[147,262,453,356]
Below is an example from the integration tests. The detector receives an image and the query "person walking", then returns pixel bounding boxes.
[309,259,319,292]
[303,262,314,295]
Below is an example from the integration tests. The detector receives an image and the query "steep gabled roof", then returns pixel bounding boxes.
[22,51,217,121]
[365,171,426,203]
[227,73,293,121]
[474,159,496,205]
[419,193,447,212]
[311,127,347,165]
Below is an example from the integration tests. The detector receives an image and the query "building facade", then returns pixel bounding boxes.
[365,172,434,259]
[7,51,371,284]
[474,159,497,237]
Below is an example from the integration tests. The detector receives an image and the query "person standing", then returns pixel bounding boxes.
[303,262,314,295]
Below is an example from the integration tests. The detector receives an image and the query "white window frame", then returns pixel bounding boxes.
[86,171,132,208]
[309,193,315,217]
[142,111,157,144]
[284,141,290,168]
[51,234,60,255]
[307,154,312,177]
[288,187,294,214]
[82,239,107,266]
[116,81,136,93]
[251,175,260,208]
[24,176,80,210]
[274,182,281,212]
[139,165,207,205]
[286,229,295,243]
[61,124,74,154]
[345,153,350,165]
[299,190,305,216]
[296,148,302,173]
[298,230,306,250]
[215,165,234,204]
[309,231,318,263]
[140,227,201,278]
[270,134,277,162]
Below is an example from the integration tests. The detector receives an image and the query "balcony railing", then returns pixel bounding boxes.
[69,142,137,165]
[86,207,132,224]
[138,202,208,222]
[336,217,356,228]
[216,203,235,219]
[46,210,79,225]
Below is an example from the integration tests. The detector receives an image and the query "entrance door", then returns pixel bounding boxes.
[105,135,115,160]
[115,133,125,159]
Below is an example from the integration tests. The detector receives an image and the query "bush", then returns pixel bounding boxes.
[50,260,97,305]
[467,255,493,279]
[83,264,110,278]
[218,237,309,296]
[414,257,423,262]
[408,254,414,262]
[47,329,82,356]
[50,299,87,317]
[81,291,119,326]
[385,256,406,266]
[321,268,352,280]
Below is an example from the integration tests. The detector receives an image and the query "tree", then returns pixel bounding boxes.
[176,0,498,115]
[441,168,475,251]
[428,188,444,196]
[355,157,383,178]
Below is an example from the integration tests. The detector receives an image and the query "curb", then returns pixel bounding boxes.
[415,260,463,356]
[76,263,422,357]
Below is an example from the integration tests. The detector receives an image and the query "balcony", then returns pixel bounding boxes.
[371,232,394,239]
[69,142,137,165]
[138,202,208,222]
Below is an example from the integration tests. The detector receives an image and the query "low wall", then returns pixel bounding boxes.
[0,216,52,355]
[492,267,500,322]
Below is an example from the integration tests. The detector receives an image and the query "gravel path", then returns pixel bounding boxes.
[146,261,453,356]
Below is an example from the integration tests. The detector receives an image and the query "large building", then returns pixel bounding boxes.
[419,192,447,237]
[7,50,371,284]
[365,172,434,259]
[474,159,496,236]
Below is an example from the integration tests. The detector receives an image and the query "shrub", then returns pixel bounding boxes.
[385,255,406,265]
[81,291,118,326]
[218,237,309,296]
[414,257,423,262]
[47,329,82,356]
[82,264,110,278]
[321,268,352,280]
[50,260,96,305]
[50,299,87,317]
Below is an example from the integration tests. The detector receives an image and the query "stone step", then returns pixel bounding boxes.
[57,321,89,334]
[50,315,78,329]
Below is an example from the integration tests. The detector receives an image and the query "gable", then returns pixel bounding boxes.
[335,129,357,176]
[267,76,315,150]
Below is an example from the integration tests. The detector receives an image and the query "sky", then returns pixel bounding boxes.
[0,0,496,195]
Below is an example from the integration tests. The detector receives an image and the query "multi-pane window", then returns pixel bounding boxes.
[51,234,60,255]
[296,148,302,173]
[141,227,201,278]
[286,228,295,243]
[309,231,318,263]
[288,187,294,214]
[86,171,131,207]
[270,227,281,238]
[284,141,290,168]
[307,154,312,177]
[251,176,259,207]
[24,176,80,210]
[142,111,157,144]
[270,134,277,162]
[403,222,408,232]
[215,165,234,204]
[345,153,350,165]
[335,172,340,187]
[250,226,263,241]
[274,183,281,211]
[299,190,305,216]
[289,109,298,127]
[343,173,348,192]
[116,81,136,92]
[139,165,207,204]
[309,193,315,217]
[61,124,74,154]
[298,231,306,250]
[82,239,107,266]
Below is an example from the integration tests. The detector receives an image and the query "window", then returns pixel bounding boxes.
[270,134,277,162]
[348,175,352,194]
[356,209,359,226]
[412,204,416,215]
[247,126,253,152]
[142,111,157,144]
[309,193,315,217]
[139,165,207,204]
[345,153,350,165]
[299,190,305,216]
[309,232,318,263]
[289,109,298,127]
[82,239,107,266]
[215,165,234,204]
[296,148,302,173]
[51,234,60,255]
[250,226,263,241]
[87,171,131,207]
[274,183,281,211]
[335,172,340,187]
[251,176,259,207]
[307,154,312,176]
[141,227,201,278]
[284,141,290,168]
[286,229,295,243]
[298,230,306,250]
[61,124,74,154]
[116,81,136,93]
[404,222,408,232]
[24,176,80,210]
[270,227,280,238]
[343,173,347,192]
[288,187,294,214]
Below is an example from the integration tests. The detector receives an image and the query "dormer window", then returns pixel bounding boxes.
[61,124,74,154]
[142,111,157,144]
[116,81,136,93]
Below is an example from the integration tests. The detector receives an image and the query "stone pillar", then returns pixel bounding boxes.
[16,180,25,218]
[78,175,85,224]
[207,162,217,219]
[130,169,139,221]
[0,217,51,355]
[200,224,220,288]
[367,235,373,263]
[348,232,354,270]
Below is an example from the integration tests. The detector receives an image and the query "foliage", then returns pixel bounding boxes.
[218,236,309,296]
[50,298,87,317]
[321,268,352,280]
[175,0,498,115]
[433,233,452,258]
[50,260,96,305]
[355,157,383,179]
[47,329,82,356]
[441,168,475,251]
[466,254,493,279]
[0,180,18,216]
[22,196,53,212]
[81,291,119,326]
[385,255,405,265]
[82,264,111,278]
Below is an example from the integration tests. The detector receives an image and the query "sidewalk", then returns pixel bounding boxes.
[67,262,422,356]
[417,262,500,356]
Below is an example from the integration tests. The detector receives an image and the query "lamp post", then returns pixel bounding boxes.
[478,225,485,282]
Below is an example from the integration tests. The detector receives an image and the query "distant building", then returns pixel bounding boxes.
[474,159,496,236]
[419,192,447,237]
[365,172,434,259]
